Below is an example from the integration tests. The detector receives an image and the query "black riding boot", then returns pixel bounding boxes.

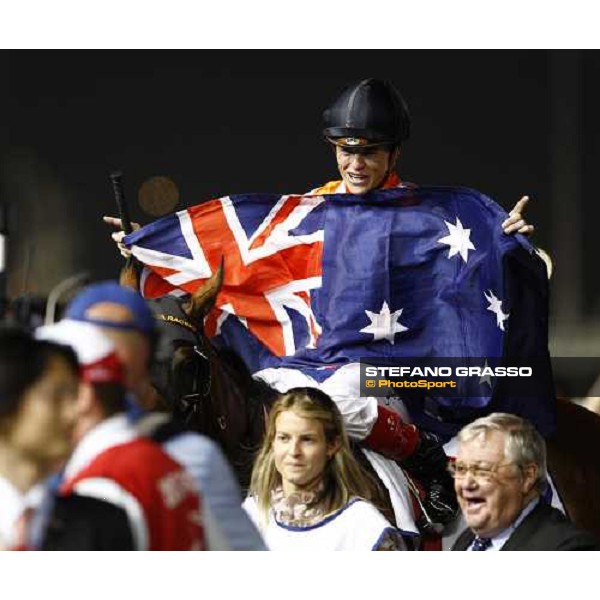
[400,430,459,534]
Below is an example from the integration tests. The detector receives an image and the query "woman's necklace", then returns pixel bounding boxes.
[271,480,331,527]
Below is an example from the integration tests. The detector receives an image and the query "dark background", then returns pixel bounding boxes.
[0,50,597,339]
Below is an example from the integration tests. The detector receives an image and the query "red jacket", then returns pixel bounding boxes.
[61,436,205,550]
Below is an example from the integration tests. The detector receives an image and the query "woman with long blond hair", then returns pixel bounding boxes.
[243,387,406,550]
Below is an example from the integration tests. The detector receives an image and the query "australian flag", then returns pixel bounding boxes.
[124,186,555,439]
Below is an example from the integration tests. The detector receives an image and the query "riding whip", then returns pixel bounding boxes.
[109,170,133,235]
[109,170,136,271]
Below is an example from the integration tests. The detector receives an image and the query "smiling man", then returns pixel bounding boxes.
[311,78,407,196]
[312,78,532,236]
[451,413,599,551]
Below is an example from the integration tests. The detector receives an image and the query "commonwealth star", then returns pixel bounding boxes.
[360,301,408,344]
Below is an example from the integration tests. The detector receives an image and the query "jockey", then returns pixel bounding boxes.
[314,80,453,532]
[259,79,536,536]
[36,320,206,550]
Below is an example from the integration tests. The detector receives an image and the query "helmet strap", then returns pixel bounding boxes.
[380,146,400,187]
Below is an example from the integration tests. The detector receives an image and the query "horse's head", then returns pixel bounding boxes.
[149,295,210,421]
[120,260,223,427]
[120,260,274,489]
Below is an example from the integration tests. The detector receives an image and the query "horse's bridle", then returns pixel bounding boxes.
[152,298,227,431]
[177,344,214,423]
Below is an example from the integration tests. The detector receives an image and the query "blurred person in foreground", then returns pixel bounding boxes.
[450,413,600,551]
[60,280,266,550]
[0,329,79,550]
[243,387,408,550]
[37,319,205,550]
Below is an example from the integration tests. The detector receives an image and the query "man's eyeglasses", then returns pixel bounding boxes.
[447,461,518,482]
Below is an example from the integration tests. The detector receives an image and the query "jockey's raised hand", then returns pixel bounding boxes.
[103,216,141,259]
[502,195,535,236]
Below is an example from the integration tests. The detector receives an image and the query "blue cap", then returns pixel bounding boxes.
[65,281,156,335]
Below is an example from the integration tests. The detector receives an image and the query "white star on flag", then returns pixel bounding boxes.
[480,359,493,388]
[484,290,509,331]
[438,217,476,263]
[360,301,408,344]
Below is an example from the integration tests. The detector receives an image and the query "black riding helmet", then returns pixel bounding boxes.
[323,78,410,149]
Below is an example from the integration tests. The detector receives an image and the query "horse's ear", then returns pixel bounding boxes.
[188,257,224,322]
[119,260,140,291]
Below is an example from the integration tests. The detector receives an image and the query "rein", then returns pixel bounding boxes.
[154,304,227,433]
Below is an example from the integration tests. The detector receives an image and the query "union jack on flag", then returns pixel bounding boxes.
[126,194,326,358]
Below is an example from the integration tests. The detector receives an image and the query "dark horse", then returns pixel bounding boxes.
[121,264,600,540]
[122,262,276,491]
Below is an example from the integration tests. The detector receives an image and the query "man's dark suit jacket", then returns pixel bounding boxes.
[452,500,600,551]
